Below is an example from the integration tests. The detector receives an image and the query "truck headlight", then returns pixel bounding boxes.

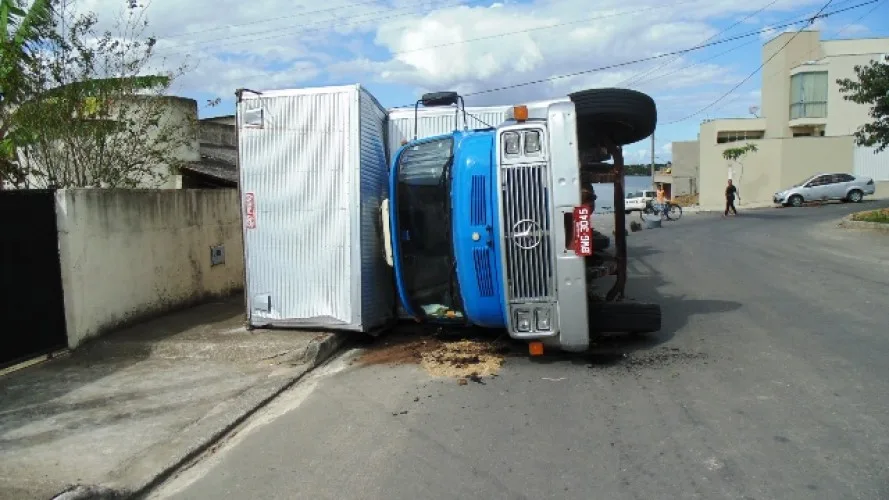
[503,132,520,155]
[515,309,531,332]
[524,130,541,154]
[535,308,550,330]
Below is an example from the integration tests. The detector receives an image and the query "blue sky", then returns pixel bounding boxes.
[83,0,889,162]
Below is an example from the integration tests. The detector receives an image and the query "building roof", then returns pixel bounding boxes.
[180,143,238,184]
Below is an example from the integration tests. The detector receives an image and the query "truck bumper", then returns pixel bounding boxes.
[546,101,590,352]
[498,101,590,352]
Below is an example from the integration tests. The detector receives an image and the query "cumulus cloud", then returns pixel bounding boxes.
[69,0,862,133]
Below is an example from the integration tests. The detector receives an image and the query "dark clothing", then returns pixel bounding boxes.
[725,184,738,216]
[725,199,737,216]
[725,185,738,200]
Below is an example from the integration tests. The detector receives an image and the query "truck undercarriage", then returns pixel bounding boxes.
[569,88,661,335]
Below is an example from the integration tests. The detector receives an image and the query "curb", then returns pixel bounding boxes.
[51,333,349,500]
[838,214,889,233]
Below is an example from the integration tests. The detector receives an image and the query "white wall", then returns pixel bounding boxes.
[55,189,244,348]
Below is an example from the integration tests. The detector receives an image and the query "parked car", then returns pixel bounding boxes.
[625,189,656,213]
[773,173,876,207]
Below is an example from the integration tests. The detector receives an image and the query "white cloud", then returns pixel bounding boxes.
[662,143,673,154]
[68,0,840,125]
[836,23,870,37]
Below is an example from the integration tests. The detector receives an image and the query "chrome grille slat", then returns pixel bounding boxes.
[502,162,553,301]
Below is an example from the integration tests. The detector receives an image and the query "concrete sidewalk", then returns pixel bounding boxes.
[0,296,347,500]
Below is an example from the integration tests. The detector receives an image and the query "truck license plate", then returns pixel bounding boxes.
[573,205,592,256]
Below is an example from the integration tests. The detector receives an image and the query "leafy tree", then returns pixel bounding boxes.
[837,60,889,153]
[722,143,758,162]
[10,0,194,188]
[0,0,53,187]
[722,143,757,193]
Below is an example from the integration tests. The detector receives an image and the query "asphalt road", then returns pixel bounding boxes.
[150,201,889,500]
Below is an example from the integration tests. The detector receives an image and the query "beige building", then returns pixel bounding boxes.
[656,140,699,198]
[672,30,889,210]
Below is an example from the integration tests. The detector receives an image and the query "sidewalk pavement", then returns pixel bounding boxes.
[0,295,347,500]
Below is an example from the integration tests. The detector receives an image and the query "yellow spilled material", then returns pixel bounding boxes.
[419,339,506,379]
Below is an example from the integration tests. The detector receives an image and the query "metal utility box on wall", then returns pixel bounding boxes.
[237,84,394,331]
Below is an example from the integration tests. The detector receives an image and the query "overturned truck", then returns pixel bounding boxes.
[236,84,661,354]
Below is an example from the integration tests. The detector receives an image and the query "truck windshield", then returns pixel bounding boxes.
[394,137,464,320]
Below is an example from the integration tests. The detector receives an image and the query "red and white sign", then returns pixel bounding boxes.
[573,205,593,256]
[244,192,256,229]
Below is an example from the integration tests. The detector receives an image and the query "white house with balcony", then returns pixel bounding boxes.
[671,30,889,210]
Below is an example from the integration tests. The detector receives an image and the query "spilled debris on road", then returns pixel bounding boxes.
[357,333,510,383]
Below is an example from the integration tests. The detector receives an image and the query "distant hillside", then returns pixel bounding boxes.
[625,163,669,176]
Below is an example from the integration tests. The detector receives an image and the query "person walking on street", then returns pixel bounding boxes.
[724,179,739,217]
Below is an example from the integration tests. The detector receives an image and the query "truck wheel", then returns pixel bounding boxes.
[588,301,661,334]
[568,88,657,146]
[593,230,610,251]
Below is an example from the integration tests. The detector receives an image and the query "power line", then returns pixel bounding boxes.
[163,0,386,39]
[631,38,761,88]
[621,0,863,88]
[663,0,836,125]
[702,0,887,117]
[389,0,704,57]
[161,0,705,58]
[618,0,782,88]
[457,0,873,100]
[153,0,469,56]
[665,0,886,121]
[209,0,706,81]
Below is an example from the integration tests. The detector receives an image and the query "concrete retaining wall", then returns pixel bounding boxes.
[55,189,244,348]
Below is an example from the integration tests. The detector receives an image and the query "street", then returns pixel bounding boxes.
[149,201,889,500]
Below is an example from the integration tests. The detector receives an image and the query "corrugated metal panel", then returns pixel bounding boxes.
[238,85,390,330]
[854,146,889,181]
[387,106,509,154]
[357,88,394,329]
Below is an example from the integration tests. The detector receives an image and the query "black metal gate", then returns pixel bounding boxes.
[0,190,68,368]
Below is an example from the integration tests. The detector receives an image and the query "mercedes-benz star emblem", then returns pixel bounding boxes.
[512,219,542,250]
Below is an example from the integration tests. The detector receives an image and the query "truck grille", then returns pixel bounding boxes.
[501,163,553,300]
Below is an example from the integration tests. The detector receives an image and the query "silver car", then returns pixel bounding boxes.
[773,173,876,207]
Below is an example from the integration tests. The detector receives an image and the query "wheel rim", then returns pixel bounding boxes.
[851,191,862,202]
[669,205,682,220]
[791,196,802,207]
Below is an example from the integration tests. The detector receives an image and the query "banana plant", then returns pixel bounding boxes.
[1,0,51,99]
[1,0,52,186]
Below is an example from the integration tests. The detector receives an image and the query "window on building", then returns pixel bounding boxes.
[716,130,765,144]
[790,71,828,119]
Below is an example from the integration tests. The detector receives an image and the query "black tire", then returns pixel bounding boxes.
[568,88,657,147]
[667,204,683,221]
[592,231,610,251]
[588,301,661,334]
[847,189,863,203]
[789,195,804,207]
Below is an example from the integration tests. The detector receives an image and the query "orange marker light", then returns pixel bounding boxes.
[513,105,529,122]
[529,341,544,356]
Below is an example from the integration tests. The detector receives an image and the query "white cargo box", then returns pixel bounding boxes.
[386,105,511,153]
[237,84,393,331]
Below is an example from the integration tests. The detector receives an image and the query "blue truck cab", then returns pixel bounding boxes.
[382,89,661,353]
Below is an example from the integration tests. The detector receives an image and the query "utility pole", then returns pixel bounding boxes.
[650,131,656,189]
